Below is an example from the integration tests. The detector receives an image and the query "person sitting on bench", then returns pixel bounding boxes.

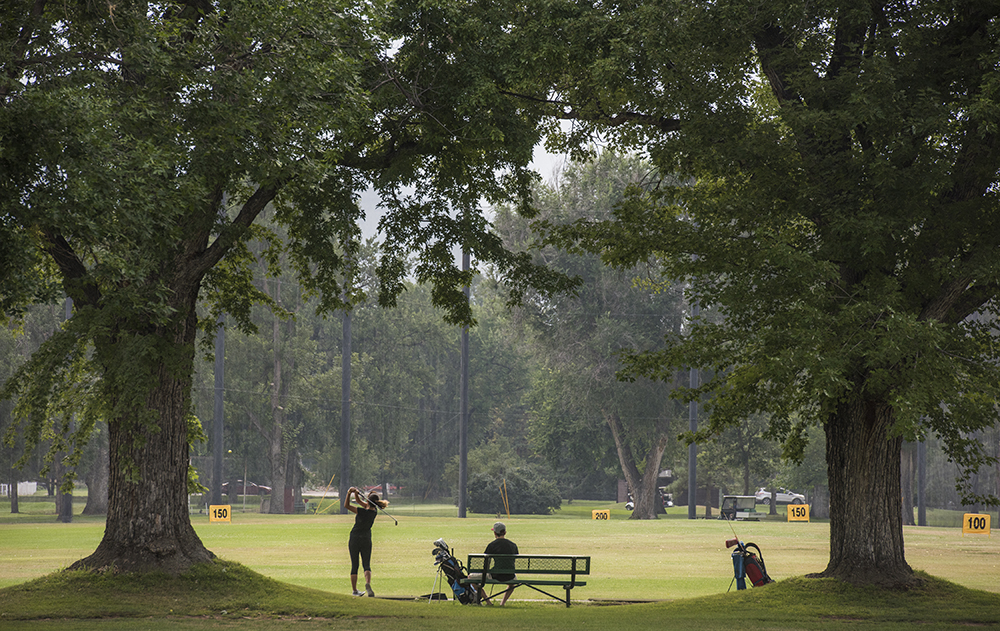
[469,521,519,605]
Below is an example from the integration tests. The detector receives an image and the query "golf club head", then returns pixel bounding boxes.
[726,537,739,549]
[434,538,449,550]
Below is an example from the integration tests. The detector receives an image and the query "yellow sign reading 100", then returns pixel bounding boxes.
[787,504,810,522]
[210,505,232,523]
[962,513,990,536]
[592,509,610,520]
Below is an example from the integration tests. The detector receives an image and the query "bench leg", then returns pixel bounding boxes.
[565,586,571,608]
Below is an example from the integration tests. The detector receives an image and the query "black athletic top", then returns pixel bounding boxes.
[351,505,377,537]
[484,537,519,581]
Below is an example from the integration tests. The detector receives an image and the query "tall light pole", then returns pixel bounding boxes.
[339,298,352,513]
[59,297,73,523]
[212,315,225,507]
[339,256,354,514]
[687,302,699,520]
[917,439,927,526]
[458,250,470,518]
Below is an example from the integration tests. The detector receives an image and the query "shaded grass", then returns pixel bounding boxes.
[1,561,998,631]
[2,500,999,629]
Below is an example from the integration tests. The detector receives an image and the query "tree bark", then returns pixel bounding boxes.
[606,412,669,519]
[816,396,913,586]
[69,297,214,573]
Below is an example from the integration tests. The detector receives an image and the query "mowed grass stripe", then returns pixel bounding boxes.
[1,502,997,598]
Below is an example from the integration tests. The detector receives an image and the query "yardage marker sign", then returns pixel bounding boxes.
[210,505,232,523]
[962,513,990,536]
[787,504,810,522]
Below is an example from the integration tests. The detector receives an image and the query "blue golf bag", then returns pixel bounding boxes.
[432,538,478,604]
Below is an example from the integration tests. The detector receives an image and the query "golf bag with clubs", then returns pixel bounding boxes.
[432,538,479,604]
[726,538,774,590]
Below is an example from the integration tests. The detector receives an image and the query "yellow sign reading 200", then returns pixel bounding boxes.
[592,509,610,520]
[787,504,810,522]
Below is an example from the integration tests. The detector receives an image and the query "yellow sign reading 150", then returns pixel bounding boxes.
[209,505,231,523]
[787,504,810,522]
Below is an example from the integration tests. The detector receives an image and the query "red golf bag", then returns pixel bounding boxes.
[726,538,774,590]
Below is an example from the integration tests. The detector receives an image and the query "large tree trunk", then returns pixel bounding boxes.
[69,302,214,573]
[606,412,668,519]
[816,396,913,586]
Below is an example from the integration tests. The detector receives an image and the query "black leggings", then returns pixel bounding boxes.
[349,533,372,575]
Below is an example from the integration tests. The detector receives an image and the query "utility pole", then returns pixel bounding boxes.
[58,297,73,523]
[917,439,927,526]
[687,302,699,520]
[213,196,228,508]
[339,297,352,514]
[458,250,470,518]
[212,315,224,507]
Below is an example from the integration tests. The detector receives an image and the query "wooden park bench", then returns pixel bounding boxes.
[460,554,590,607]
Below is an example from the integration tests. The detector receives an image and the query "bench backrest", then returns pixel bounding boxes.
[466,554,591,576]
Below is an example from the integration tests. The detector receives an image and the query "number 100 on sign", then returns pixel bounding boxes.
[963,513,990,536]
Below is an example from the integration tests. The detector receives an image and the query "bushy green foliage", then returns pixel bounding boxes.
[466,468,561,515]
[527,0,1000,581]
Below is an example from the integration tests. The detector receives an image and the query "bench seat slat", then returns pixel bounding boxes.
[460,579,587,587]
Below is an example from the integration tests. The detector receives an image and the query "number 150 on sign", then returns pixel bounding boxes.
[787,504,810,522]
[210,505,231,523]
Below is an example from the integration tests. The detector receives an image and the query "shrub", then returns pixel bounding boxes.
[466,468,561,515]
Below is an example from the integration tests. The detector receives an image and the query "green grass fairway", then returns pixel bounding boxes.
[2,502,997,597]
[1,501,998,630]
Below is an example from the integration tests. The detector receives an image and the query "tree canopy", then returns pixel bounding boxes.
[5,0,999,589]
[0,0,567,573]
[530,0,1000,585]
[496,152,688,519]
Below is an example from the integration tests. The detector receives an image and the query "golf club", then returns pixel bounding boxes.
[379,507,398,526]
[362,487,398,525]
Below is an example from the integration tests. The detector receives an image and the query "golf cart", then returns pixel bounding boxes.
[720,495,759,521]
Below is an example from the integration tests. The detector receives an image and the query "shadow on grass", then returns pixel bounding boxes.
[1,560,998,631]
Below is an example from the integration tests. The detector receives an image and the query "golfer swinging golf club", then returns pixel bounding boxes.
[344,486,389,597]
